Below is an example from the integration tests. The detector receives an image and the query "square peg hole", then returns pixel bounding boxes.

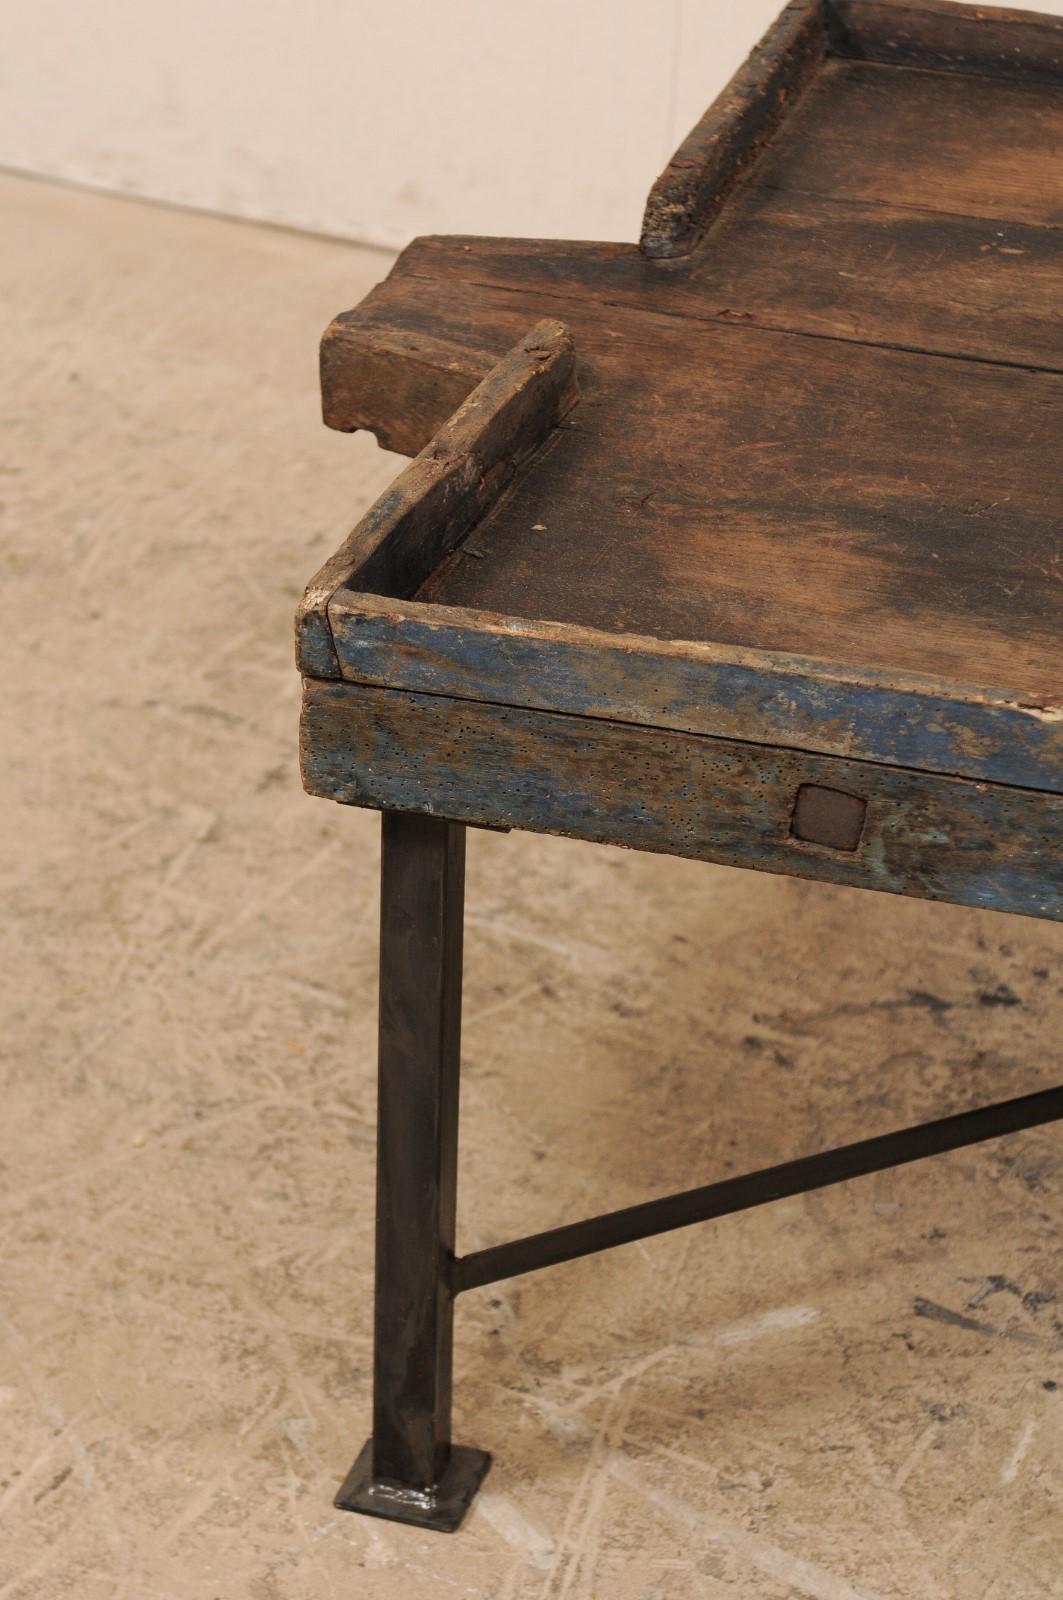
[790,784,867,852]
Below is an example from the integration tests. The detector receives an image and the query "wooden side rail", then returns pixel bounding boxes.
[296,319,578,678]
[640,0,827,258]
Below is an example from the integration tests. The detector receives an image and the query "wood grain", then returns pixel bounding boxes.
[379,212,1063,375]
[689,186,1063,372]
[320,322,494,448]
[756,58,1063,227]
[301,679,1063,922]
[402,282,1063,700]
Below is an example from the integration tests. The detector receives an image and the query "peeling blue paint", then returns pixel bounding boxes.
[327,604,1063,795]
[302,680,1063,923]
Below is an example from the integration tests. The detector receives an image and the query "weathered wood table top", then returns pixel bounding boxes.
[299,0,1063,921]
[297,1,1063,1533]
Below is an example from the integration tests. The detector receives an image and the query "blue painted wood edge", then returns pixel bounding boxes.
[301,679,1063,923]
[325,595,1063,794]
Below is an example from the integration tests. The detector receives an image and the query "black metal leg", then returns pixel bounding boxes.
[334,812,490,1532]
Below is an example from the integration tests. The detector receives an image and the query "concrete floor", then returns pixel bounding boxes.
[2,169,1063,1600]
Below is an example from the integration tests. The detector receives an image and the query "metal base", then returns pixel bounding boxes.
[334,1439,492,1533]
[332,815,1063,1531]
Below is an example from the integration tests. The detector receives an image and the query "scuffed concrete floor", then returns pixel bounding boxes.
[2,169,1063,1599]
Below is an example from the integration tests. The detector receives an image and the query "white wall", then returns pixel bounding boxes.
[3,0,1059,249]
[0,0,795,246]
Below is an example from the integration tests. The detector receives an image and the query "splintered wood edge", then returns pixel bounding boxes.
[639,0,1063,259]
[296,319,578,678]
[639,0,827,259]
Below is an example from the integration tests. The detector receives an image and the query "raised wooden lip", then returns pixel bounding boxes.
[640,0,827,259]
[298,317,578,677]
[640,0,1063,258]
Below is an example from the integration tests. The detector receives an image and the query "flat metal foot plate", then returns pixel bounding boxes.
[334,1439,492,1533]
